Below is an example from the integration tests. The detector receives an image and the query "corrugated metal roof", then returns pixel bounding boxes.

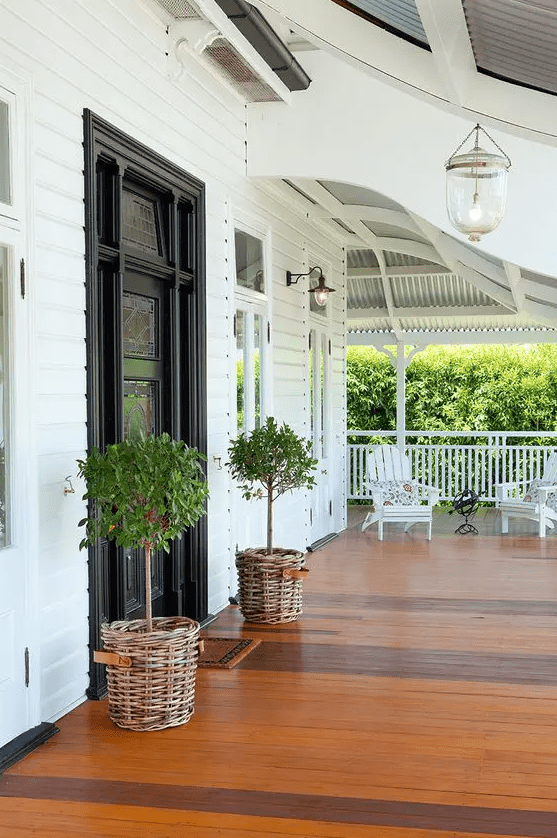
[348,276,386,308]
[390,274,496,308]
[331,0,429,47]
[383,252,442,268]
[463,0,557,96]
[348,271,498,310]
[347,249,380,269]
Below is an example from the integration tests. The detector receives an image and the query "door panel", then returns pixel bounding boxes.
[0,240,29,746]
[84,112,207,699]
[121,272,169,621]
[309,328,333,543]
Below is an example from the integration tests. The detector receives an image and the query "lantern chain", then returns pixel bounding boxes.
[446,123,511,168]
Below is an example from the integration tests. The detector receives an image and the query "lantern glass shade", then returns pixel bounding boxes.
[312,285,329,307]
[446,146,509,242]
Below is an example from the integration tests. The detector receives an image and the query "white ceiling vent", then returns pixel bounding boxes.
[204,38,281,102]
[157,0,292,103]
[156,0,201,18]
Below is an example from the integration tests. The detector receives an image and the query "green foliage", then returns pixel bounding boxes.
[227,416,317,553]
[77,432,209,553]
[346,346,396,432]
[347,344,557,441]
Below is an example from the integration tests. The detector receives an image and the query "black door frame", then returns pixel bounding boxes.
[83,111,208,699]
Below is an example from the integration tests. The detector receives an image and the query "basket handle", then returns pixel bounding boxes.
[94,650,132,668]
[282,567,310,580]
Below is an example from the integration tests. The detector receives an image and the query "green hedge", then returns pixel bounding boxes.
[347,344,557,439]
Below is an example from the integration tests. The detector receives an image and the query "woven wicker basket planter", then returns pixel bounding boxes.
[98,616,201,732]
[235,547,308,624]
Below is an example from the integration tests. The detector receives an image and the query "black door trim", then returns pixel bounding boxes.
[83,111,208,700]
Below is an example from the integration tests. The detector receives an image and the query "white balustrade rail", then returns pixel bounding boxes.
[347,431,557,502]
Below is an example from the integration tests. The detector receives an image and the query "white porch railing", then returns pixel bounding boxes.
[347,431,557,502]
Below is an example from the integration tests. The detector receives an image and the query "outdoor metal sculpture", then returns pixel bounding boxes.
[452,488,480,534]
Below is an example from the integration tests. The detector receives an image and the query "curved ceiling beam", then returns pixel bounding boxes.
[373,238,442,263]
[408,212,516,309]
[308,205,423,232]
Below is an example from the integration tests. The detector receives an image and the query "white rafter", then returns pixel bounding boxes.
[413,0,477,105]
[503,261,526,313]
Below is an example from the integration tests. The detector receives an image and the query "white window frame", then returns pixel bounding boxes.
[0,66,38,741]
[231,217,272,433]
[0,85,20,223]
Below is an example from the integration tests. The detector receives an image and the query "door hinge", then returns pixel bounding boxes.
[329,499,333,516]
[24,647,29,687]
[233,312,236,338]
[267,321,271,343]
[20,258,26,300]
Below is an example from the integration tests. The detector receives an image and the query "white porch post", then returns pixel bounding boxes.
[396,340,406,451]
[379,343,425,452]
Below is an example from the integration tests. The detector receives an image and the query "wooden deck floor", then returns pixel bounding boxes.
[2,510,557,836]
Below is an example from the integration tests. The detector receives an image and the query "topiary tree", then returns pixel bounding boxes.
[227,417,317,555]
[77,432,209,632]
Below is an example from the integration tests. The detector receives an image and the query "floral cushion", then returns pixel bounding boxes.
[373,480,419,506]
[524,477,557,511]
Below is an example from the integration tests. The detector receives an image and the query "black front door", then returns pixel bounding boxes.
[84,112,207,699]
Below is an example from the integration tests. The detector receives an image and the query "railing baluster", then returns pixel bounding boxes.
[347,431,557,503]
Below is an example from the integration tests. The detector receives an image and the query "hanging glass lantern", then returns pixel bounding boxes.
[445,124,511,242]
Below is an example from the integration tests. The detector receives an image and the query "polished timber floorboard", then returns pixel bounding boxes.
[3,509,557,837]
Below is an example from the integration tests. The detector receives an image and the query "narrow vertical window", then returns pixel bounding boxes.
[0,100,10,206]
[234,225,268,433]
[253,314,263,429]
[0,246,9,546]
[236,310,246,433]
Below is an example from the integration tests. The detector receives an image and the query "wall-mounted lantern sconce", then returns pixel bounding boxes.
[285,266,335,307]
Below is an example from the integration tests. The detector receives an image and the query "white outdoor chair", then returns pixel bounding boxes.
[361,445,440,540]
[495,451,557,537]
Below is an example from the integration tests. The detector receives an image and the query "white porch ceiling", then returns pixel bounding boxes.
[280,177,557,347]
[153,0,557,346]
[240,0,557,345]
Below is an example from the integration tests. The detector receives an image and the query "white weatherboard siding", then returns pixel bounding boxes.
[0,0,346,730]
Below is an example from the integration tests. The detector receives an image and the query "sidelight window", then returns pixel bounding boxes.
[0,246,9,546]
[234,227,268,434]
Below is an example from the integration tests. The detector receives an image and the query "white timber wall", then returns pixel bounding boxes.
[0,0,346,727]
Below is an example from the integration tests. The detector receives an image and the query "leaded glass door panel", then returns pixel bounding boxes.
[122,270,169,621]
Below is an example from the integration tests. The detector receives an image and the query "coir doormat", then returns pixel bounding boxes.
[198,637,262,669]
